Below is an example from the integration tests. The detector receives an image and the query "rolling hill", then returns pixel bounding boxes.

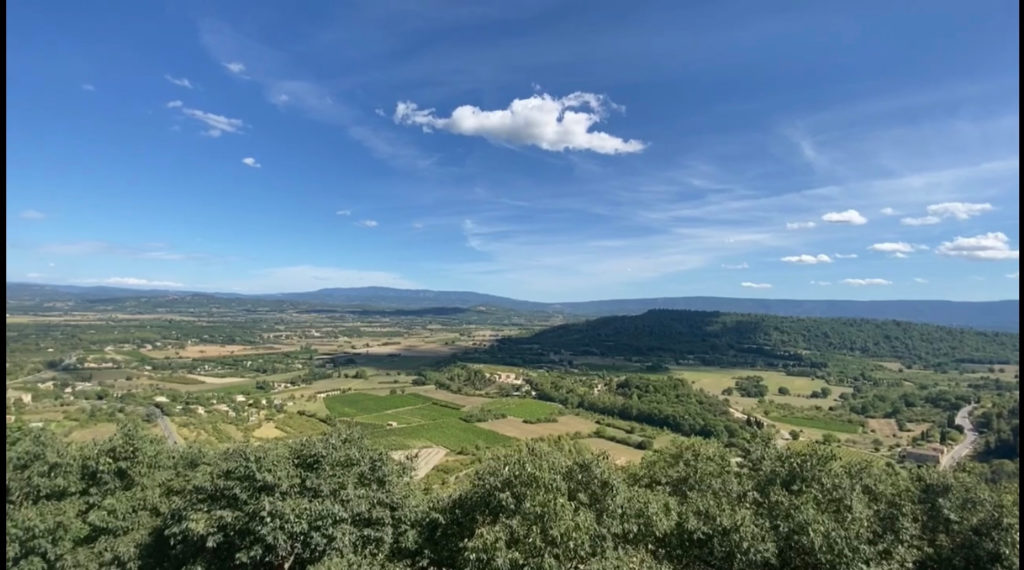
[5,282,1019,331]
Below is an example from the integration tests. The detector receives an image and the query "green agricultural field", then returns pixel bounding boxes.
[476,398,564,420]
[787,440,889,463]
[274,413,331,436]
[324,393,431,417]
[369,419,513,451]
[766,415,863,434]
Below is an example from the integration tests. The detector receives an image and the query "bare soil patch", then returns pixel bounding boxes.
[390,447,448,479]
[479,415,599,439]
[252,422,286,439]
[186,374,252,384]
[581,438,646,465]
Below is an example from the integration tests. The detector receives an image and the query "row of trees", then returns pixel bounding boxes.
[6,424,1018,569]
[531,374,760,444]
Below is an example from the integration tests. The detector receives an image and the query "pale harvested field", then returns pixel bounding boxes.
[408,386,492,407]
[145,344,291,358]
[479,415,599,439]
[358,342,463,357]
[581,438,646,465]
[391,447,448,479]
[186,374,253,384]
[252,422,286,439]
[874,361,904,371]
[866,418,930,439]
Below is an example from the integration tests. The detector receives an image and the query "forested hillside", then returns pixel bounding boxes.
[474,310,1020,368]
[6,424,1019,570]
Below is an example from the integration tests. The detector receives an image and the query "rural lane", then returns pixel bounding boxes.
[152,407,183,446]
[941,404,979,469]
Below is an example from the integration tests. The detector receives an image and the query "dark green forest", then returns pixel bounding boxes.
[6,424,1018,570]
[472,310,1020,368]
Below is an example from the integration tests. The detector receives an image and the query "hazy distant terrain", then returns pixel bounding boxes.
[7,282,1019,331]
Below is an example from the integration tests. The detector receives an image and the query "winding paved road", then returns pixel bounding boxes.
[941,404,978,469]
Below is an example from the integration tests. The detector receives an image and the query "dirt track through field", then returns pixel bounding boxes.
[391,447,448,479]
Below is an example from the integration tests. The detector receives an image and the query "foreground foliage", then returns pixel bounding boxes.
[6,425,1019,570]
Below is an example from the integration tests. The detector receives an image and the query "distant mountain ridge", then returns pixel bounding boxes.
[5,282,1019,331]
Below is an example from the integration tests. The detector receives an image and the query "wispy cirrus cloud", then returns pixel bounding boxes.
[781,254,832,264]
[393,92,647,155]
[75,277,185,288]
[880,207,897,216]
[721,262,749,269]
[741,282,772,289]
[166,100,183,108]
[335,209,352,216]
[164,74,194,89]
[1008,271,1019,279]
[222,61,247,75]
[833,253,858,259]
[81,83,96,92]
[822,209,868,225]
[19,209,46,220]
[358,219,379,228]
[936,232,1019,261]
[914,277,929,283]
[36,241,215,262]
[842,278,892,286]
[180,107,247,137]
[785,221,816,230]
[239,265,416,292]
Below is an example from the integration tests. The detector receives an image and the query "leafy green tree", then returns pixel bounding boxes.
[778,386,791,396]
[151,430,417,570]
[421,440,672,570]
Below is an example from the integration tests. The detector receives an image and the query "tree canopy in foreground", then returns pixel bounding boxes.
[6,424,1019,570]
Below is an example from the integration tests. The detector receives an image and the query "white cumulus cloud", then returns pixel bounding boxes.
[786,221,817,230]
[19,209,46,220]
[241,157,261,168]
[358,219,379,228]
[936,232,1019,261]
[926,202,994,220]
[741,282,772,289]
[164,74,193,89]
[810,280,832,286]
[180,107,246,137]
[781,254,832,264]
[841,278,892,286]
[913,277,929,283]
[901,202,994,225]
[822,209,868,225]
[721,262,749,269]
[868,242,916,254]
[393,92,646,155]
[880,207,897,216]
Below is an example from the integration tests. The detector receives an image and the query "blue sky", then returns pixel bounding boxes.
[6,1,1020,301]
